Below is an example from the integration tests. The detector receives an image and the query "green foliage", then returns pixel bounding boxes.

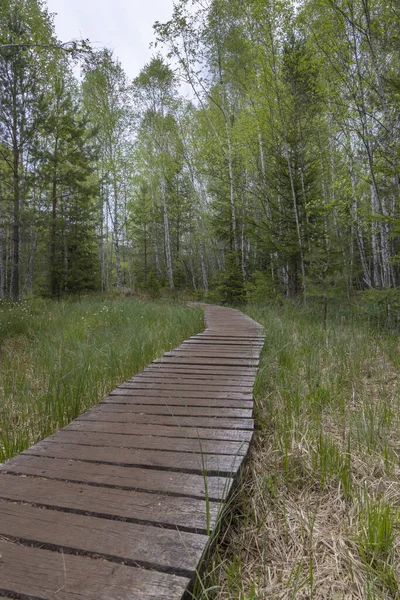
[357,491,398,595]
[358,289,400,330]
[145,271,161,299]
[245,271,282,303]
[217,252,245,305]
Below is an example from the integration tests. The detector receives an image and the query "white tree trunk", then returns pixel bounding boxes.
[154,232,161,278]
[258,130,272,220]
[0,182,4,299]
[161,178,174,291]
[370,186,381,287]
[199,234,208,293]
[22,228,37,296]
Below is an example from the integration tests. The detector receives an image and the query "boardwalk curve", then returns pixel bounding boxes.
[0,304,264,599]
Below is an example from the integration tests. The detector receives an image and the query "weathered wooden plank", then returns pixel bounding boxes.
[0,473,219,532]
[154,357,258,366]
[98,400,253,417]
[80,407,254,429]
[24,440,244,475]
[103,394,253,408]
[114,386,253,400]
[145,362,258,373]
[204,333,261,337]
[183,344,264,350]
[0,500,208,575]
[74,417,254,442]
[162,352,260,362]
[121,381,254,394]
[0,454,232,500]
[166,349,259,358]
[130,374,255,388]
[136,375,255,386]
[0,541,189,600]
[185,337,263,342]
[142,365,257,378]
[49,429,249,456]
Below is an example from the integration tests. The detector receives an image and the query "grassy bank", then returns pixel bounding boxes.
[199,302,400,600]
[0,297,203,462]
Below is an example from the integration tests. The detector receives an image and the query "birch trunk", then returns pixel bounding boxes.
[199,234,209,293]
[0,179,4,299]
[286,147,306,296]
[161,178,174,291]
[258,130,272,220]
[22,228,36,296]
[225,121,238,254]
[370,186,381,287]
[154,231,161,279]
[11,140,20,301]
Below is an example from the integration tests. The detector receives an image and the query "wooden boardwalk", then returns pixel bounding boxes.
[0,304,264,600]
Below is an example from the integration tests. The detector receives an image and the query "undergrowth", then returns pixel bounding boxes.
[0,297,203,461]
[196,301,400,600]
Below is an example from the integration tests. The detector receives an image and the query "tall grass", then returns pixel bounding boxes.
[197,301,400,600]
[0,297,203,461]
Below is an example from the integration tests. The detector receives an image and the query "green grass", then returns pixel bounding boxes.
[0,297,204,461]
[197,300,400,600]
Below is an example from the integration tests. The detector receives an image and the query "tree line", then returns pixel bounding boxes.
[1,0,399,304]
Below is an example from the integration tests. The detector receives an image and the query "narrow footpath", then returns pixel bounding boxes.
[0,304,265,600]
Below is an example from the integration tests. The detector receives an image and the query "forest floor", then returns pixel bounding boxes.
[200,302,400,600]
[0,296,203,462]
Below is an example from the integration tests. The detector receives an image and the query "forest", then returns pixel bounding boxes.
[1,1,400,598]
[1,0,399,308]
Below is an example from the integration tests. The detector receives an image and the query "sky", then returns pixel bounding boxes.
[46,0,176,81]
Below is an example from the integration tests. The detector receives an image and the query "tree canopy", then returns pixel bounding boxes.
[0,0,399,304]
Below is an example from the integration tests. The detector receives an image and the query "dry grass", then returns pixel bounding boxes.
[196,302,400,600]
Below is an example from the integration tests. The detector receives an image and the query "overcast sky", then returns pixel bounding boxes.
[46,0,175,80]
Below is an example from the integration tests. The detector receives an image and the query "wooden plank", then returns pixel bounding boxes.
[49,429,249,456]
[0,473,219,532]
[122,381,254,393]
[162,352,260,362]
[0,500,208,575]
[74,417,254,442]
[0,454,232,500]
[180,336,265,350]
[100,399,253,415]
[77,407,254,429]
[24,440,244,475]
[142,365,257,378]
[187,332,263,337]
[130,374,255,388]
[165,352,259,360]
[164,346,259,360]
[125,375,257,384]
[154,357,258,366]
[185,340,263,344]
[189,327,265,343]
[114,386,253,400]
[145,363,258,373]
[0,540,189,600]
[80,406,254,431]
[96,394,253,409]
